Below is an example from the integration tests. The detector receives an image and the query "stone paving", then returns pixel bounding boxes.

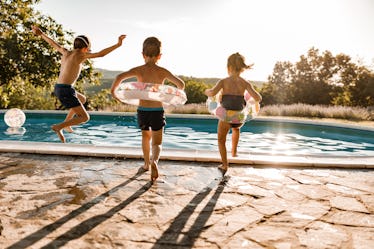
[0,153,373,249]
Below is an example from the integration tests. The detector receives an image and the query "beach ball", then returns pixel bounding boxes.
[4,108,26,128]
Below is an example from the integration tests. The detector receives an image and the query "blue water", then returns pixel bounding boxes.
[1,112,374,157]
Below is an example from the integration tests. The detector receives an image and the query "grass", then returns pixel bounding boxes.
[260,103,373,121]
[99,102,373,122]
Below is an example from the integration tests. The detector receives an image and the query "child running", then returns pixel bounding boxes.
[111,37,185,182]
[32,25,126,143]
[205,52,262,175]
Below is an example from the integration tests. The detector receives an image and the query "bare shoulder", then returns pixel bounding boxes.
[220,77,231,86]
[156,65,172,74]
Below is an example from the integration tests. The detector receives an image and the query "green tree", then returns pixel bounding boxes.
[261,61,294,105]
[263,47,374,107]
[291,48,334,105]
[180,77,209,103]
[0,0,100,109]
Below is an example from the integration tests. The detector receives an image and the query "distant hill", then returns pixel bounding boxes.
[95,68,123,79]
[85,68,266,95]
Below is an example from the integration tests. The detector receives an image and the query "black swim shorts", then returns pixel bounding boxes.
[230,123,244,129]
[137,107,166,131]
[54,84,81,108]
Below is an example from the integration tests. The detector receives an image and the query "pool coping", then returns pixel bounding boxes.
[0,140,373,169]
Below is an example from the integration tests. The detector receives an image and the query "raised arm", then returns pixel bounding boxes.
[204,80,223,97]
[86,35,126,59]
[32,26,66,54]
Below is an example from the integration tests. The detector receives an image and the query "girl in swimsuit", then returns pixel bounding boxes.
[205,53,262,175]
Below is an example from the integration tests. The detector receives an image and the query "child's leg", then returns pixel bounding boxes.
[141,130,152,170]
[51,104,90,143]
[217,121,230,169]
[150,128,163,181]
[64,92,87,133]
[231,127,240,157]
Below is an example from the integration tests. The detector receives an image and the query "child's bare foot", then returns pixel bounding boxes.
[64,126,74,133]
[137,165,149,174]
[150,162,159,182]
[232,153,238,157]
[217,164,228,176]
[51,125,65,143]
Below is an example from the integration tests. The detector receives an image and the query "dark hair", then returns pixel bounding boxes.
[74,35,90,49]
[143,37,161,57]
[227,52,253,73]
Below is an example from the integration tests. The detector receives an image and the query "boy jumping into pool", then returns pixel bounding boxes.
[32,25,126,143]
[205,53,262,175]
[111,37,185,182]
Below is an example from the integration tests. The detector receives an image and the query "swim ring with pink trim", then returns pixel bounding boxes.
[207,91,260,123]
[115,82,187,106]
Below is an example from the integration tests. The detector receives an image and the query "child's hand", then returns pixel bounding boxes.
[117,35,127,46]
[32,26,42,36]
[204,89,213,96]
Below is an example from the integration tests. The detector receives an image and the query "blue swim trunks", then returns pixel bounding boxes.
[54,84,81,108]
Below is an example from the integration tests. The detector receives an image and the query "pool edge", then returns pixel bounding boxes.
[0,140,373,169]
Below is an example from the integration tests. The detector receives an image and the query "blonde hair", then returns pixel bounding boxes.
[227,52,253,73]
[143,37,161,57]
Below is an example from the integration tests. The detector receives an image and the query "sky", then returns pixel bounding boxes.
[35,0,374,81]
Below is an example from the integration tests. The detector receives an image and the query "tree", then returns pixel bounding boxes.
[263,47,374,107]
[0,0,100,109]
[261,61,294,105]
[180,77,209,104]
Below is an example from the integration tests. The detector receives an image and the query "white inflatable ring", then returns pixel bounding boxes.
[207,91,260,124]
[115,82,187,106]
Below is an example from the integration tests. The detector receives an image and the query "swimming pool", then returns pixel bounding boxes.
[1,111,373,157]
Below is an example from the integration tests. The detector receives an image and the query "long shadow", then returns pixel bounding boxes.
[40,182,152,248]
[152,176,228,249]
[7,170,145,249]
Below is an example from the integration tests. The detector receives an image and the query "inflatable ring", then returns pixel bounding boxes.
[207,91,260,124]
[115,82,187,106]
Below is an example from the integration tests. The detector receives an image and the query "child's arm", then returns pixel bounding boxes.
[110,69,136,101]
[32,26,67,54]
[204,80,223,97]
[246,82,262,102]
[166,73,185,90]
[86,35,126,59]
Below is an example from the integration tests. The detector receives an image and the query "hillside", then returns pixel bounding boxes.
[85,68,265,95]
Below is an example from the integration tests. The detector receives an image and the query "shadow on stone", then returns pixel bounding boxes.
[40,182,152,249]
[152,176,228,249]
[6,170,146,249]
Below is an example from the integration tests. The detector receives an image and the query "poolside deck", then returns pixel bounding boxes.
[0,151,373,248]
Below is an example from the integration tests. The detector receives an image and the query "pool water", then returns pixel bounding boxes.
[1,112,374,157]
